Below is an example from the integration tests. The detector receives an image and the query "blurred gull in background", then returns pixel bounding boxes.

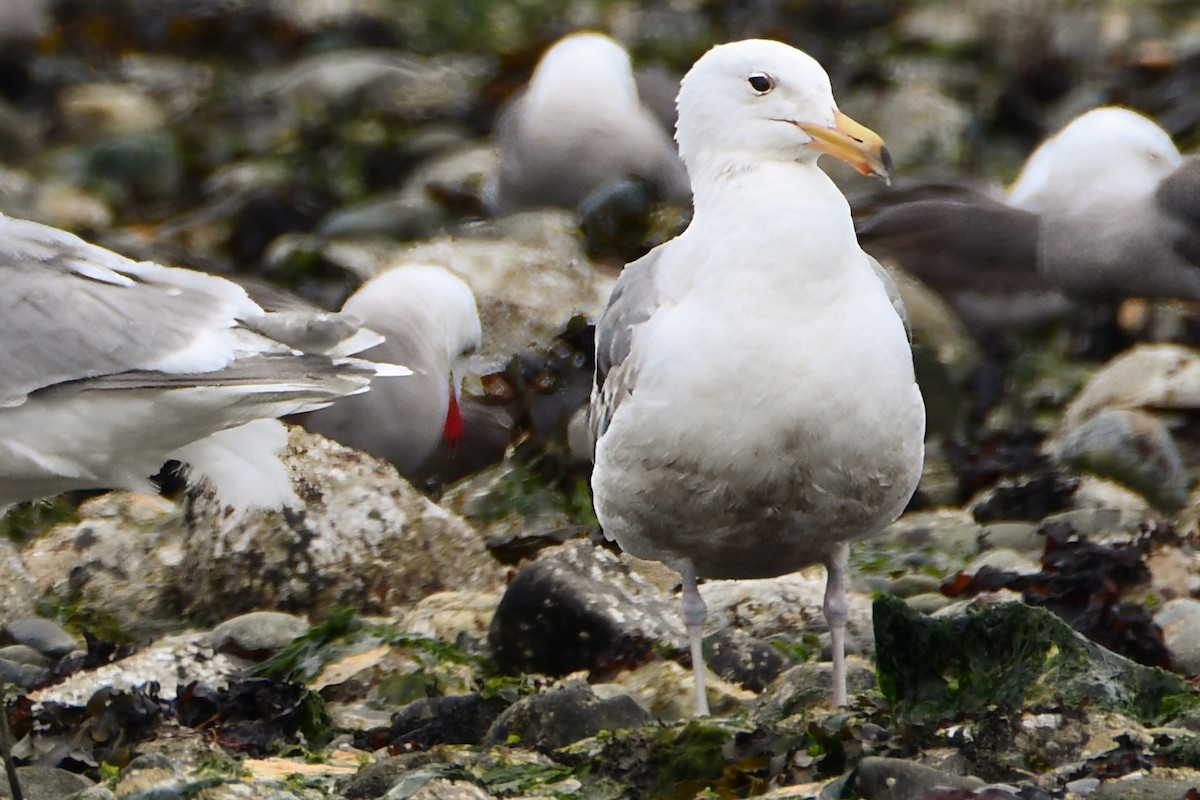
[303,265,485,481]
[485,31,690,214]
[1007,105,1200,303]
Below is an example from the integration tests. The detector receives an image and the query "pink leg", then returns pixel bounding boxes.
[680,561,710,716]
[824,542,849,707]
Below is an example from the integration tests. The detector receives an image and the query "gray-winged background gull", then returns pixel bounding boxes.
[486,31,690,214]
[303,264,482,479]
[0,212,406,515]
[1007,105,1200,302]
[588,39,926,715]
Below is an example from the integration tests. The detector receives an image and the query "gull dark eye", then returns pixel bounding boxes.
[748,72,773,95]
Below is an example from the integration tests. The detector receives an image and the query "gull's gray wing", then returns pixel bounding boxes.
[866,253,912,344]
[588,248,662,456]
[0,213,261,406]
[1156,155,1200,265]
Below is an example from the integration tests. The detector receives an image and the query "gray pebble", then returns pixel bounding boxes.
[2,616,79,658]
[1057,407,1190,511]
[854,756,985,800]
[0,766,92,800]
[209,611,310,661]
[1153,598,1200,676]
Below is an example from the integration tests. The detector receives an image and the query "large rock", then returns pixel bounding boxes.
[488,539,683,677]
[181,427,504,621]
[19,493,185,640]
[874,595,1199,725]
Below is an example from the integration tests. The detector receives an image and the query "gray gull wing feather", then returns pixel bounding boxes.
[1156,156,1200,266]
[867,253,912,344]
[588,248,662,456]
[0,214,261,406]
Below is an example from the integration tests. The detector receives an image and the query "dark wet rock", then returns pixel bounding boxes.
[0,766,92,799]
[182,427,504,621]
[1056,407,1190,512]
[2,615,79,658]
[372,693,509,750]
[488,539,681,678]
[483,678,649,749]
[754,656,877,722]
[855,756,985,800]
[0,540,36,625]
[70,130,183,206]
[218,179,340,265]
[874,595,1199,726]
[576,176,684,264]
[703,627,789,693]
[208,611,309,661]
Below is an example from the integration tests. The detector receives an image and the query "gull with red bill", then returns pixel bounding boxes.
[588,39,925,715]
[304,265,482,480]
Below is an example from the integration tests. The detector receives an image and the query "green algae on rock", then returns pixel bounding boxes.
[873,595,1200,725]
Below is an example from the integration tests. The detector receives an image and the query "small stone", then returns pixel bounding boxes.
[209,611,310,661]
[2,616,79,658]
[754,656,877,722]
[904,593,953,615]
[704,627,789,693]
[379,693,509,749]
[1056,407,1190,511]
[0,766,92,800]
[961,547,1041,577]
[979,521,1043,557]
[854,756,985,800]
[0,644,49,667]
[483,678,649,749]
[886,574,943,598]
[1093,773,1200,799]
[1153,598,1200,676]
[112,753,181,797]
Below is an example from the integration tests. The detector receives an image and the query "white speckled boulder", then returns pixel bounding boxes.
[181,426,505,621]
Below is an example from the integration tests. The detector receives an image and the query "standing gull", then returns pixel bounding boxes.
[0,213,404,515]
[304,265,483,479]
[588,40,925,714]
[486,31,690,214]
[1007,105,1200,302]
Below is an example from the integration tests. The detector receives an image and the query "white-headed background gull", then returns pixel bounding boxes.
[588,39,926,715]
[486,31,690,214]
[1007,105,1200,302]
[303,265,482,478]
[0,213,405,515]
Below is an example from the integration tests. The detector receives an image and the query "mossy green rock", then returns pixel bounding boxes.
[874,595,1200,725]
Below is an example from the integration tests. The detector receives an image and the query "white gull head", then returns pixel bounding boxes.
[674,39,890,183]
